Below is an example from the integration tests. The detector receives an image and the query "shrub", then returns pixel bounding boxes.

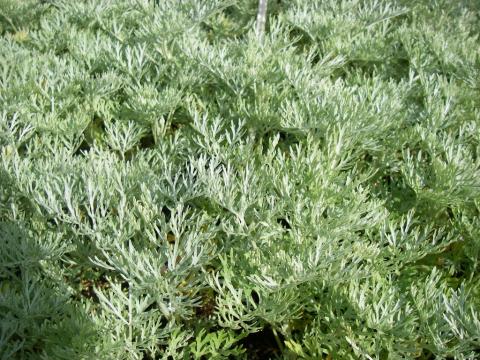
[1,0,479,358]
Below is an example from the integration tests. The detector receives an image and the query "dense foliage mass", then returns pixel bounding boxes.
[1,0,480,358]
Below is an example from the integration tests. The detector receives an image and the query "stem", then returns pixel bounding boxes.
[272,327,284,353]
[256,0,268,40]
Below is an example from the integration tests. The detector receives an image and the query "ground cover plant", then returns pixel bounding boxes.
[1,0,480,358]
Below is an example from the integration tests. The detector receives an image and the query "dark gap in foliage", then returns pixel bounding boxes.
[169,106,194,130]
[53,36,71,57]
[188,195,227,220]
[195,289,216,319]
[89,63,110,79]
[355,229,366,238]
[320,208,328,219]
[276,217,291,230]
[362,152,375,165]
[141,350,153,360]
[121,280,129,291]
[16,139,32,157]
[287,26,316,53]
[78,272,110,303]
[144,301,157,313]
[74,113,106,156]
[139,130,156,149]
[141,337,183,360]
[5,264,22,279]
[251,289,260,305]
[371,170,417,214]
[259,129,299,155]
[383,41,411,81]
[338,59,382,80]
[240,326,283,360]
[309,51,324,68]
[162,206,172,222]
[44,215,58,228]
[200,21,217,44]
[166,231,176,244]
[77,204,95,229]
[413,240,477,283]
[123,148,136,162]
[445,206,455,221]
[378,348,389,360]
[392,56,411,80]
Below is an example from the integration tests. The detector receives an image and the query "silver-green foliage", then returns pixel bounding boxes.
[1,0,479,358]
